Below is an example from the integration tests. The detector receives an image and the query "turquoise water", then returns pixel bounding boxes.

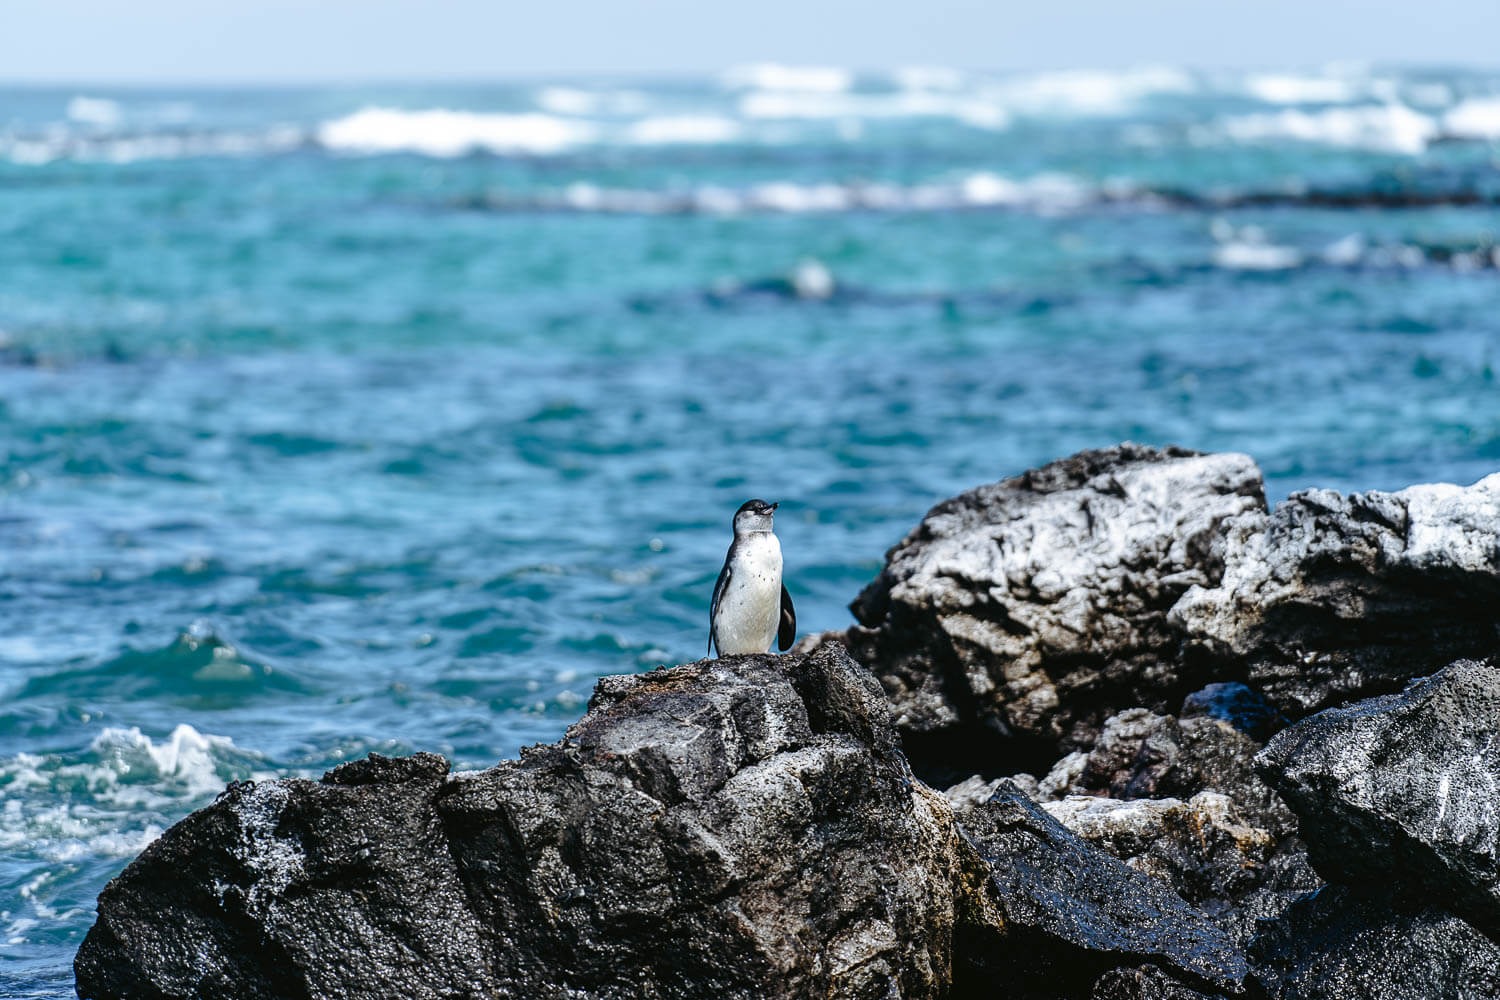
[4,66,1500,994]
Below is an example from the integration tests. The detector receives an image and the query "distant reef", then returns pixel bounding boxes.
[75,445,1500,999]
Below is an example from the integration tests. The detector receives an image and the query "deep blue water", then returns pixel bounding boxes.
[4,66,1500,995]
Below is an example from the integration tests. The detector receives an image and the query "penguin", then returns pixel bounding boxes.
[709,499,796,657]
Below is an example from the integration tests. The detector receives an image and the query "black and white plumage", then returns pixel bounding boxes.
[709,499,796,657]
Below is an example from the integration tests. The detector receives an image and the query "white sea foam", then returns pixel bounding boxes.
[66,96,123,126]
[993,66,1195,115]
[1214,241,1302,270]
[537,171,1099,216]
[1217,103,1438,154]
[1212,223,1302,270]
[1,125,303,166]
[1243,73,1359,105]
[1444,96,1500,140]
[738,90,1008,129]
[628,115,741,144]
[722,63,852,93]
[1322,233,1366,266]
[318,107,597,156]
[0,723,258,810]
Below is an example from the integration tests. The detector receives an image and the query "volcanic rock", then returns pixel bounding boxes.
[840,444,1266,764]
[76,645,981,1000]
[1172,476,1500,717]
[1248,885,1500,999]
[1255,657,1500,941]
[958,782,1250,997]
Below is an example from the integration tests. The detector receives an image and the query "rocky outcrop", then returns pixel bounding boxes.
[833,447,1500,781]
[840,444,1266,761]
[76,448,1500,1000]
[74,645,1255,1000]
[76,645,981,1000]
[1255,657,1500,941]
[1247,885,1500,1000]
[1173,477,1500,717]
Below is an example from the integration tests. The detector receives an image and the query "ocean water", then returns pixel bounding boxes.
[3,64,1500,995]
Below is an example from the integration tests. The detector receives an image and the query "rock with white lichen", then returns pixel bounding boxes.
[1172,476,1500,718]
[838,444,1267,763]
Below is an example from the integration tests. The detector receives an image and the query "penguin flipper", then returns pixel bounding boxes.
[777,583,797,651]
[709,559,732,657]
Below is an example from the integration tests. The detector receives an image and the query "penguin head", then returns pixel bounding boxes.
[733,499,778,535]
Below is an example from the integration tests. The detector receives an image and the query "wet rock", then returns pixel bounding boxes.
[1042,793,1273,912]
[76,645,980,1000]
[840,444,1266,764]
[1248,885,1500,999]
[958,782,1250,997]
[1172,476,1500,718]
[1255,657,1500,940]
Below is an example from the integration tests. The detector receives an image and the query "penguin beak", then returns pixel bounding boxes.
[769,502,779,511]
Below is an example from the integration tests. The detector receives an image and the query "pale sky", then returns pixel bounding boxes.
[4,0,1498,83]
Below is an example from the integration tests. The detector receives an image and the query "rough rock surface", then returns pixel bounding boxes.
[840,444,1266,761]
[1248,885,1500,999]
[1172,476,1500,717]
[1256,657,1500,940]
[958,782,1250,997]
[1041,793,1273,911]
[1060,708,1294,836]
[76,645,982,1000]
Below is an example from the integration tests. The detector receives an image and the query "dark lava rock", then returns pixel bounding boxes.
[1255,657,1500,941]
[957,782,1250,997]
[1249,885,1500,999]
[1172,476,1500,718]
[838,444,1266,764]
[76,644,982,1000]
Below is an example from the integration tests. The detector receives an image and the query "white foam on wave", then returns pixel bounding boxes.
[1216,103,1438,154]
[722,63,852,93]
[1444,96,1500,140]
[318,106,597,156]
[994,66,1195,115]
[627,114,741,144]
[1,723,260,817]
[2,125,303,166]
[1243,73,1360,105]
[738,90,1008,129]
[1211,221,1302,270]
[548,170,1097,216]
[66,95,123,126]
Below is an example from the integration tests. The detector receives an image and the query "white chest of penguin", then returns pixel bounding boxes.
[718,532,782,653]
